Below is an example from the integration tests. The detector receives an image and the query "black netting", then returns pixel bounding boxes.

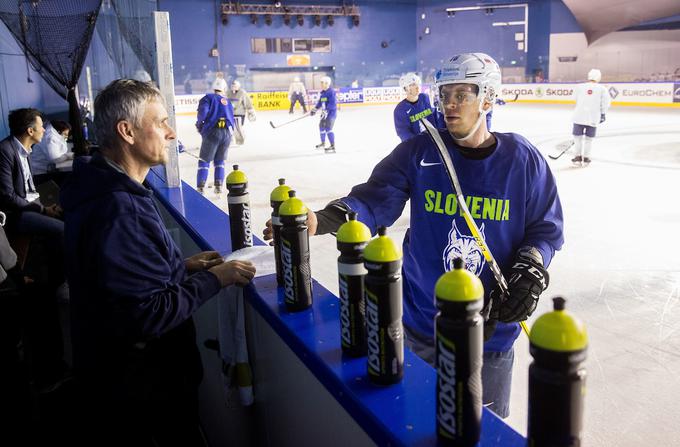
[93,0,155,82]
[112,0,155,77]
[0,0,103,154]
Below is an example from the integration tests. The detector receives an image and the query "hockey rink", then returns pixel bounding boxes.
[175,102,680,447]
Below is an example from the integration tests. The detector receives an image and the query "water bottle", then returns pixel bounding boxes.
[279,190,313,311]
[364,226,403,385]
[226,165,253,251]
[336,212,371,357]
[528,297,588,447]
[435,257,484,446]
[270,178,291,287]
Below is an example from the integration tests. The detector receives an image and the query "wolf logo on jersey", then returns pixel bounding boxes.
[442,220,486,276]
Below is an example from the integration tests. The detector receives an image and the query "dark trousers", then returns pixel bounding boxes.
[289,93,307,113]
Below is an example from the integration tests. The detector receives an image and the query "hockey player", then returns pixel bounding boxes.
[227,80,256,145]
[393,72,438,142]
[195,78,235,194]
[571,68,610,166]
[263,53,563,418]
[310,76,337,153]
[288,76,307,114]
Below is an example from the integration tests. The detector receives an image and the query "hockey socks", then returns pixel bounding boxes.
[197,160,210,187]
[214,160,226,185]
[327,131,335,146]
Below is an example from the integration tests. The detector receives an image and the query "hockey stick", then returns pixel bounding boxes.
[548,139,574,160]
[421,118,530,337]
[497,92,520,105]
[179,149,208,162]
[269,112,311,129]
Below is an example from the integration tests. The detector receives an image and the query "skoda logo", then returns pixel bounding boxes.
[535,87,544,98]
[608,86,619,99]
[674,87,680,100]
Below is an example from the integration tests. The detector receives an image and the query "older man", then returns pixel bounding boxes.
[61,79,256,445]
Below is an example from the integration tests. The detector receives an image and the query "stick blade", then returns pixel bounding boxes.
[548,140,574,160]
[269,121,276,129]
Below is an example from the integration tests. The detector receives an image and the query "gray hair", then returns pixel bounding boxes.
[94,79,163,148]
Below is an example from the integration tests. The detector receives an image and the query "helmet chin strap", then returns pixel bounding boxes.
[451,111,486,142]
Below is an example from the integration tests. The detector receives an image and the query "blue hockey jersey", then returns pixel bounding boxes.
[393,93,438,142]
[315,88,337,119]
[196,93,235,137]
[341,131,564,352]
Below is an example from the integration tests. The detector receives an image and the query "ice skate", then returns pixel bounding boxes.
[315,142,326,150]
[325,145,336,154]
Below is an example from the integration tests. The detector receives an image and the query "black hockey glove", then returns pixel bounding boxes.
[489,247,549,323]
[310,108,317,116]
[600,114,606,123]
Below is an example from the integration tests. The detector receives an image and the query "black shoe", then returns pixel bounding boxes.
[571,155,583,163]
[315,143,326,150]
[583,157,591,165]
[197,185,204,194]
[214,184,222,194]
[325,145,336,153]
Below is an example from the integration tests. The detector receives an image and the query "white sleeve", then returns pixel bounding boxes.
[44,129,68,161]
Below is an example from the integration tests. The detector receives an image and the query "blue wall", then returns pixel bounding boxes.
[159,0,417,89]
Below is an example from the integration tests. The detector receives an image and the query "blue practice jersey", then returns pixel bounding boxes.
[341,131,564,352]
[315,88,337,119]
[393,93,438,142]
[196,93,235,137]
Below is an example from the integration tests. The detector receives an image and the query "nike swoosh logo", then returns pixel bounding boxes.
[420,159,441,167]
[406,108,411,113]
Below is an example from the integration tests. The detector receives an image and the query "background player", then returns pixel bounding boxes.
[310,76,337,153]
[195,78,235,194]
[393,72,438,142]
[571,68,611,166]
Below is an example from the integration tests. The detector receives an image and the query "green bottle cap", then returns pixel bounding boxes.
[363,226,402,262]
[435,258,484,302]
[530,297,588,352]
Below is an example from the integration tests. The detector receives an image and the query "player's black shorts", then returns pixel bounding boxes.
[572,123,596,138]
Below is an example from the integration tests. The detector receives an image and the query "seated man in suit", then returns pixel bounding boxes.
[0,108,63,232]
[0,108,67,391]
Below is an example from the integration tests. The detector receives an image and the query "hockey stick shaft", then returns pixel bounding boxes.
[270,112,311,129]
[421,119,530,337]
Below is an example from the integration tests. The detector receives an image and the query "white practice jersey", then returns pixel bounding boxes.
[572,82,611,127]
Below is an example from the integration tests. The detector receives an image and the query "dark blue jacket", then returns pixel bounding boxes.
[60,153,221,381]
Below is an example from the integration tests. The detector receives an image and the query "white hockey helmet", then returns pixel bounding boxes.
[399,72,421,92]
[320,76,332,87]
[212,78,227,92]
[434,53,502,111]
[587,68,601,82]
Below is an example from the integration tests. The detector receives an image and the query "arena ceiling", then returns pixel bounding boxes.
[563,0,680,44]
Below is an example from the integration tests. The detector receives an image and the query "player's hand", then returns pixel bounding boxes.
[262,210,318,246]
[209,260,256,287]
[263,218,274,245]
[489,248,549,323]
[247,111,256,122]
[599,114,606,123]
[185,251,223,272]
[310,108,317,116]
